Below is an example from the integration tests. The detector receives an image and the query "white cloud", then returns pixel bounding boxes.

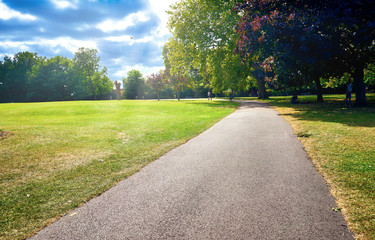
[104,35,154,45]
[38,37,98,54]
[0,41,31,51]
[97,11,150,33]
[113,64,164,79]
[76,24,91,31]
[0,1,37,21]
[0,37,97,55]
[103,1,180,79]
[147,0,176,24]
[104,35,134,43]
[50,0,78,10]
[112,58,123,64]
[0,53,14,59]
[146,0,179,37]
[136,36,154,43]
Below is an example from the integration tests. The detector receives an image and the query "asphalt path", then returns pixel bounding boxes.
[31,101,353,240]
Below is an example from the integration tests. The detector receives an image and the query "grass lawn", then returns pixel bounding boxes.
[0,99,239,240]
[261,93,375,240]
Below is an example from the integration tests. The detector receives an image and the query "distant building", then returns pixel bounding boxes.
[113,81,123,100]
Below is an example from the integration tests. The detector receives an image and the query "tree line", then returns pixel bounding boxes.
[0,48,113,103]
[163,0,375,106]
[122,69,210,100]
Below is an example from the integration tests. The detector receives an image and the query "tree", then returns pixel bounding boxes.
[91,67,114,99]
[364,64,375,89]
[27,56,71,102]
[162,41,191,100]
[0,56,14,103]
[234,0,375,105]
[122,70,145,99]
[167,0,259,97]
[0,52,40,102]
[146,72,164,100]
[234,1,329,101]
[0,49,112,102]
[207,44,251,95]
[330,0,375,106]
[72,48,101,100]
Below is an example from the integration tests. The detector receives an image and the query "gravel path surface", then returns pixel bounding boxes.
[31,101,353,240]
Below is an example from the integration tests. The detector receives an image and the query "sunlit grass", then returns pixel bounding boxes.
[0,99,239,240]
[261,93,375,240]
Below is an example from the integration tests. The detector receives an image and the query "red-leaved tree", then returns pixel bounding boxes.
[234,0,375,105]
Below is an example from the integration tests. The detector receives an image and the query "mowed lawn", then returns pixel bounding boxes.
[0,100,239,240]
[262,94,375,240]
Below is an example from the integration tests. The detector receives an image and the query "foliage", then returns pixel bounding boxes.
[167,0,258,97]
[91,67,113,98]
[122,69,146,99]
[146,72,164,100]
[27,56,71,102]
[0,48,113,103]
[0,56,14,102]
[72,48,112,100]
[0,52,40,102]
[162,41,190,100]
[234,0,375,105]
[207,43,251,94]
[364,64,375,89]
[320,73,352,91]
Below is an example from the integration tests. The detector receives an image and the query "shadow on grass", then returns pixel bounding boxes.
[186,100,276,110]
[183,100,240,109]
[264,94,375,128]
[237,101,274,110]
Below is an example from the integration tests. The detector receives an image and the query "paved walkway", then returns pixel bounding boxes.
[31,101,353,239]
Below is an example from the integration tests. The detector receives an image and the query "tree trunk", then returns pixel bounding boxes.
[353,66,367,107]
[88,76,97,100]
[314,78,324,103]
[254,70,268,99]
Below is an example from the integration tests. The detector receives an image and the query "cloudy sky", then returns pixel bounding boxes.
[0,0,179,80]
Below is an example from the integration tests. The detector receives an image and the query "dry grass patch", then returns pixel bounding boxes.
[0,130,13,140]
[263,94,375,240]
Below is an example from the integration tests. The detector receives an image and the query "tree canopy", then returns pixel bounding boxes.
[122,69,146,99]
[162,0,375,103]
[234,0,375,105]
[166,0,260,98]
[0,48,113,103]
[146,72,164,101]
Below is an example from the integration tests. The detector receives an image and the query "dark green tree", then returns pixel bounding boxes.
[91,67,114,99]
[122,70,145,99]
[27,56,71,102]
[0,52,40,102]
[0,56,14,102]
[72,48,101,100]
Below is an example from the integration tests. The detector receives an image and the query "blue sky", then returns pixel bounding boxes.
[0,0,178,80]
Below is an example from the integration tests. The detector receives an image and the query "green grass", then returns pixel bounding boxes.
[0,99,239,240]
[260,93,375,240]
